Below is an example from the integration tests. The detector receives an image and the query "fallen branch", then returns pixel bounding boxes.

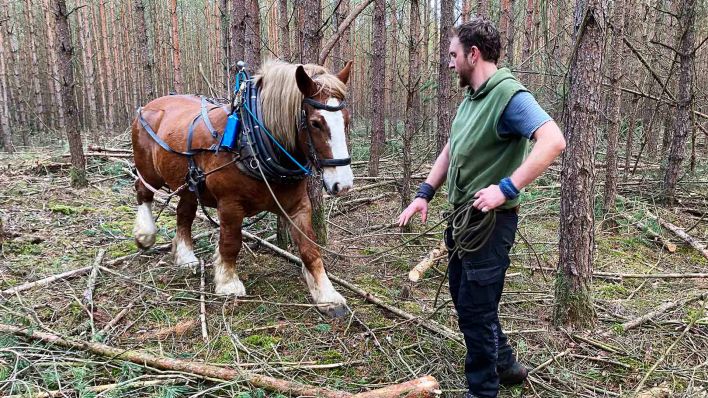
[646,211,708,260]
[94,298,138,342]
[1,266,93,298]
[88,144,132,153]
[529,348,571,374]
[620,292,708,332]
[83,249,106,335]
[3,378,183,398]
[409,241,447,282]
[0,324,439,398]
[318,0,375,64]
[199,259,209,343]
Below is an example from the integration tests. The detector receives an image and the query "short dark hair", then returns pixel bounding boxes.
[451,17,501,63]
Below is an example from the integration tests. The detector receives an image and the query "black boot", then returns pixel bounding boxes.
[498,361,528,386]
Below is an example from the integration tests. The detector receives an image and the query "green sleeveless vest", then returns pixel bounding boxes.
[448,68,529,209]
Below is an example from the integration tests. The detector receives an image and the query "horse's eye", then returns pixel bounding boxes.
[311,120,323,130]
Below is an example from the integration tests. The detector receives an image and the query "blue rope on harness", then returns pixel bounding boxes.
[231,70,312,176]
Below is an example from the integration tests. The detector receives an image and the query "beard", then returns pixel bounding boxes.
[458,74,470,88]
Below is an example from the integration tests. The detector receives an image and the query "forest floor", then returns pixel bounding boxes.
[1,132,707,397]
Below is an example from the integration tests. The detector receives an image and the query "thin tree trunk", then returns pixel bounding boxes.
[554,0,603,328]
[662,0,695,204]
[278,0,290,60]
[23,0,45,131]
[462,0,470,22]
[135,0,154,103]
[231,0,246,73]
[53,0,87,187]
[245,0,261,68]
[98,1,114,129]
[522,0,534,67]
[436,0,453,154]
[78,5,98,134]
[170,0,183,93]
[401,0,420,209]
[476,0,487,17]
[0,9,14,152]
[5,2,26,130]
[602,0,625,223]
[43,0,66,130]
[367,0,386,177]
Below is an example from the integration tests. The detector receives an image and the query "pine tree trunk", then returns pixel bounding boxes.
[662,0,695,204]
[436,0,453,154]
[43,0,66,130]
[401,0,420,210]
[170,0,183,93]
[553,0,603,329]
[231,0,246,73]
[79,5,99,134]
[23,0,45,131]
[522,0,534,66]
[245,0,261,68]
[220,0,230,95]
[461,0,470,23]
[97,1,115,129]
[367,0,386,177]
[0,12,14,152]
[135,0,154,103]
[602,0,625,223]
[53,0,87,187]
[5,2,26,130]
[476,0,487,17]
[278,0,290,60]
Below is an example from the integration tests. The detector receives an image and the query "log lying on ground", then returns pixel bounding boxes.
[619,291,708,332]
[646,211,708,260]
[0,324,439,398]
[409,241,447,282]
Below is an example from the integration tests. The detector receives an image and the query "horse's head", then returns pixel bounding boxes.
[295,62,354,196]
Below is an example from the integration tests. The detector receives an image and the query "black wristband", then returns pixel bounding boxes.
[415,182,436,202]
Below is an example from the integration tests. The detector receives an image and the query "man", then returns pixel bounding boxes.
[398,18,566,398]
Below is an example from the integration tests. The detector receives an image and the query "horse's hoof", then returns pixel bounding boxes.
[215,279,246,296]
[318,303,350,318]
[134,233,156,249]
[173,252,198,269]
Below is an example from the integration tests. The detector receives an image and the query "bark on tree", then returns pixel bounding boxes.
[245,0,262,68]
[0,12,14,152]
[78,5,98,133]
[278,0,290,60]
[43,0,66,130]
[98,1,114,129]
[134,0,154,103]
[436,0,453,154]
[602,0,625,222]
[662,0,695,204]
[401,0,421,210]
[53,0,87,187]
[231,0,246,74]
[476,0,488,17]
[368,0,386,177]
[220,0,230,94]
[522,0,534,66]
[170,0,183,93]
[553,0,603,328]
[462,0,470,22]
[23,0,45,131]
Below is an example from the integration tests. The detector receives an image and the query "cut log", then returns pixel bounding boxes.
[0,324,439,398]
[620,291,708,332]
[646,211,708,260]
[409,241,447,282]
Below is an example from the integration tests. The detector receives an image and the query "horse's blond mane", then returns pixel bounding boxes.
[255,60,347,151]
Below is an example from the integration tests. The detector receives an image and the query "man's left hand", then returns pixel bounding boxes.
[473,185,506,212]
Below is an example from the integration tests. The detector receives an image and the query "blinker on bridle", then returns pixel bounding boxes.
[300,97,352,168]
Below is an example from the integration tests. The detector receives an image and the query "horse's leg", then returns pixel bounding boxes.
[213,201,246,296]
[172,193,198,267]
[288,201,348,318]
[133,178,161,249]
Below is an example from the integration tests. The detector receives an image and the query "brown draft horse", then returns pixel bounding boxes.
[131,61,354,317]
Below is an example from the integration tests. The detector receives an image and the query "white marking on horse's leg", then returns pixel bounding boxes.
[172,235,197,268]
[320,99,354,194]
[301,263,346,310]
[133,202,157,248]
[213,245,246,296]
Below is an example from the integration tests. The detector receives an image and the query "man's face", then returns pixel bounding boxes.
[448,36,474,88]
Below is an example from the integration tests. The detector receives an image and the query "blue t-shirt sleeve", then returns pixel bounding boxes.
[497,91,552,139]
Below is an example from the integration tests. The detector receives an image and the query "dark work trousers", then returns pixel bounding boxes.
[445,210,518,398]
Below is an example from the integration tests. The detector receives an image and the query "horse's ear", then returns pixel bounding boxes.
[295,65,317,98]
[337,61,353,84]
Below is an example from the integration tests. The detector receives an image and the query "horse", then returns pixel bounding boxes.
[130,60,354,317]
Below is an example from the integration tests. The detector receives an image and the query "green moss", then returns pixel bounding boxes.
[48,202,94,215]
[320,349,343,364]
[108,240,137,258]
[243,334,280,348]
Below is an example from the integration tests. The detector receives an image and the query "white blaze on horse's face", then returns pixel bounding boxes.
[320,98,353,196]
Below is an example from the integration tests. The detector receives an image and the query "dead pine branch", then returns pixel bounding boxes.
[2,378,184,398]
[645,211,708,260]
[0,324,440,398]
[409,241,447,282]
[619,291,708,333]
[135,319,199,342]
[1,266,93,298]
[199,259,209,343]
[83,249,106,336]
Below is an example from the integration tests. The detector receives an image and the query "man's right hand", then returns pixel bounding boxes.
[398,198,429,226]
